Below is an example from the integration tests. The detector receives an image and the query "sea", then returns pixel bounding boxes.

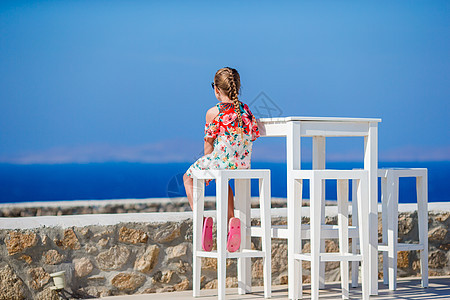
[0,161,448,204]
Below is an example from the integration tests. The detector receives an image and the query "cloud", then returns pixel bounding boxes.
[0,139,203,164]
[380,145,450,162]
[0,141,448,164]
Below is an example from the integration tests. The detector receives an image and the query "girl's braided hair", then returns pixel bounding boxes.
[214,67,244,138]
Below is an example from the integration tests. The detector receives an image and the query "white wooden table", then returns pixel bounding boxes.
[257,116,381,296]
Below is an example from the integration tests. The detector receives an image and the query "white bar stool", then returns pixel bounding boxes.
[289,169,370,300]
[379,168,428,290]
[352,168,428,291]
[191,169,272,300]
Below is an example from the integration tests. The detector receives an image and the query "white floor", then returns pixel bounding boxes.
[97,276,450,299]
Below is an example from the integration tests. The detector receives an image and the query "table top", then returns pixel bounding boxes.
[259,116,382,123]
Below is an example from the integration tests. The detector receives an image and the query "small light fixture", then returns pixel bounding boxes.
[50,271,66,290]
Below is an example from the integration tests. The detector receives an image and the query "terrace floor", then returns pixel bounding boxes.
[97,276,450,299]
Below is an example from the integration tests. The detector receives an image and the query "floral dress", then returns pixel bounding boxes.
[185,101,260,179]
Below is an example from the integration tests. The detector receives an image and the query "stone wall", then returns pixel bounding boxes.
[0,211,449,299]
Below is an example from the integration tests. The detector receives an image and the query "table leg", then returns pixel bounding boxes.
[364,122,379,295]
[313,136,326,289]
[287,122,301,300]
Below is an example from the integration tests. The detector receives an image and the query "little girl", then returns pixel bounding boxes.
[183,67,260,253]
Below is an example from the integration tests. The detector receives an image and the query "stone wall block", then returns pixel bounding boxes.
[28,267,50,290]
[55,229,81,250]
[429,250,448,269]
[74,257,94,277]
[174,278,190,291]
[428,226,448,243]
[96,245,130,271]
[0,264,29,300]
[6,231,38,255]
[166,243,188,260]
[111,272,146,291]
[119,227,148,244]
[152,223,181,244]
[35,288,59,300]
[134,244,160,273]
[44,250,64,265]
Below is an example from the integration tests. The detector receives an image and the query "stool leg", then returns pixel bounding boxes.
[417,174,429,288]
[310,175,322,300]
[288,178,302,300]
[193,178,205,297]
[313,136,327,290]
[260,175,272,298]
[351,179,359,288]
[357,177,370,300]
[235,178,252,294]
[217,176,228,300]
[381,176,389,285]
[386,172,398,291]
[337,179,350,299]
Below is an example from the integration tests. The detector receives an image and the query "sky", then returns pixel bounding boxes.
[0,1,449,164]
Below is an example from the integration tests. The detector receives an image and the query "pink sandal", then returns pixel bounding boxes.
[227,217,241,252]
[202,217,213,251]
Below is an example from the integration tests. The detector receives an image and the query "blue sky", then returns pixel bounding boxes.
[0,1,449,164]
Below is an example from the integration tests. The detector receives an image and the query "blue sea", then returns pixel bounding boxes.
[0,162,448,204]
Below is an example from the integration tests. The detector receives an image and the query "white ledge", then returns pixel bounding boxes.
[0,202,448,230]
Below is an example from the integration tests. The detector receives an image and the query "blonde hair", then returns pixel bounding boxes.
[214,67,244,138]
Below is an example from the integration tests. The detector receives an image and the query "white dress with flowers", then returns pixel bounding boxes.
[185,101,260,179]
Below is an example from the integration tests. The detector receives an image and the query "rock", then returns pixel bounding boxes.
[153,223,181,243]
[97,237,110,247]
[225,276,238,288]
[41,235,50,245]
[55,229,81,250]
[111,273,145,291]
[35,288,59,300]
[87,275,106,282]
[272,242,288,274]
[19,254,33,264]
[28,267,50,290]
[325,240,340,271]
[398,214,414,237]
[134,245,160,273]
[279,275,288,285]
[429,250,448,269]
[166,244,188,260]
[174,278,190,291]
[141,287,157,294]
[157,286,175,293]
[96,245,130,270]
[6,231,38,255]
[168,260,191,274]
[252,258,263,278]
[203,277,237,289]
[85,245,98,254]
[161,270,174,283]
[0,264,28,300]
[435,212,450,224]
[80,286,111,297]
[203,279,217,289]
[79,228,91,237]
[44,250,64,265]
[119,227,148,244]
[428,227,448,242]
[74,257,94,277]
[397,251,409,268]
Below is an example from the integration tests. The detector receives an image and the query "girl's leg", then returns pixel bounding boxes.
[183,173,194,211]
[184,172,234,222]
[228,183,234,222]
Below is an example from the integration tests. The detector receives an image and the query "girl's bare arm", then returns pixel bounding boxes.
[204,106,219,155]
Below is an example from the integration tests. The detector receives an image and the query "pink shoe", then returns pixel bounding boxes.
[202,217,213,251]
[227,217,241,252]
